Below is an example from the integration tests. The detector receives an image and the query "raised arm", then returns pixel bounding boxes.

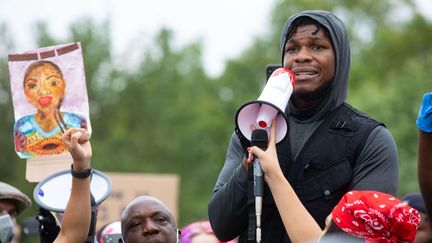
[248,122,322,243]
[417,92,432,216]
[54,128,92,243]
[418,131,432,216]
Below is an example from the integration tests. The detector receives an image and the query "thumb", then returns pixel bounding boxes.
[249,146,265,158]
[78,130,91,144]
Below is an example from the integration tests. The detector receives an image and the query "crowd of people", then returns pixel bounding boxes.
[1,9,431,243]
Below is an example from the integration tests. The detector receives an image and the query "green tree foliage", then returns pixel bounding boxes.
[90,28,225,222]
[0,23,27,190]
[348,12,432,193]
[221,0,430,198]
[0,1,431,242]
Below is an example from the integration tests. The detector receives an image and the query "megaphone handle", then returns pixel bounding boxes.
[254,158,263,243]
[254,158,264,197]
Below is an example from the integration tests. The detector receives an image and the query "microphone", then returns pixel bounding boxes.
[251,129,268,243]
[0,214,14,243]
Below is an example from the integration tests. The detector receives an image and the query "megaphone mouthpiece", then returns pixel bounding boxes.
[257,103,278,128]
[269,67,296,87]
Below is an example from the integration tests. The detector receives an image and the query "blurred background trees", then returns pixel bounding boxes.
[0,0,430,241]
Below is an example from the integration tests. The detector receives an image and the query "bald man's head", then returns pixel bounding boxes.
[121,196,177,243]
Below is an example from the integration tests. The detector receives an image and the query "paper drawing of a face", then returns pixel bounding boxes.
[23,61,66,117]
[9,43,91,159]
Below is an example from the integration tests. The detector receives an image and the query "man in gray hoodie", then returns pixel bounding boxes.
[208,10,398,243]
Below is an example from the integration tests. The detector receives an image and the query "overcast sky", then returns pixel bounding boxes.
[0,0,276,77]
[1,0,431,77]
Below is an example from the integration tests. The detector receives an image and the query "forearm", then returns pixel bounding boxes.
[418,131,432,215]
[55,175,91,243]
[60,156,92,242]
[54,128,92,243]
[266,172,321,243]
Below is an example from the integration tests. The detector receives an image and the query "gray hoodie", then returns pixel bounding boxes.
[280,10,350,160]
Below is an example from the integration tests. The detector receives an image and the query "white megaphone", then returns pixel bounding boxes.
[235,67,295,143]
[33,169,112,212]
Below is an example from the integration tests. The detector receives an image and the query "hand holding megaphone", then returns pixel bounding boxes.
[235,67,295,144]
[236,66,295,243]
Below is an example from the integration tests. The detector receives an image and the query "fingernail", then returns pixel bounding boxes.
[247,147,251,152]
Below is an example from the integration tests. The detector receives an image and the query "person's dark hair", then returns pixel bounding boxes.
[284,17,332,47]
[23,60,64,86]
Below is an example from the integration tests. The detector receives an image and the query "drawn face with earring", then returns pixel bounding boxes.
[23,61,66,132]
[13,60,87,158]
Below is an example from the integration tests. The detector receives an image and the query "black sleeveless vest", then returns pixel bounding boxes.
[238,103,383,243]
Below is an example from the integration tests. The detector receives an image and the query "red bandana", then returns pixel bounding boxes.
[332,190,420,243]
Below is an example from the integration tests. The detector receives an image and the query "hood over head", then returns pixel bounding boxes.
[280,10,350,120]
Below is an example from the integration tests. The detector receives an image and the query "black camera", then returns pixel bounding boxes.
[265,64,282,81]
[103,233,123,243]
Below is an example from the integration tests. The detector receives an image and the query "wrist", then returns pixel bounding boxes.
[71,164,93,179]
[71,163,90,171]
[70,157,91,170]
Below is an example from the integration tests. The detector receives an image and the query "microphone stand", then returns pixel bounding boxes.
[251,129,268,243]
